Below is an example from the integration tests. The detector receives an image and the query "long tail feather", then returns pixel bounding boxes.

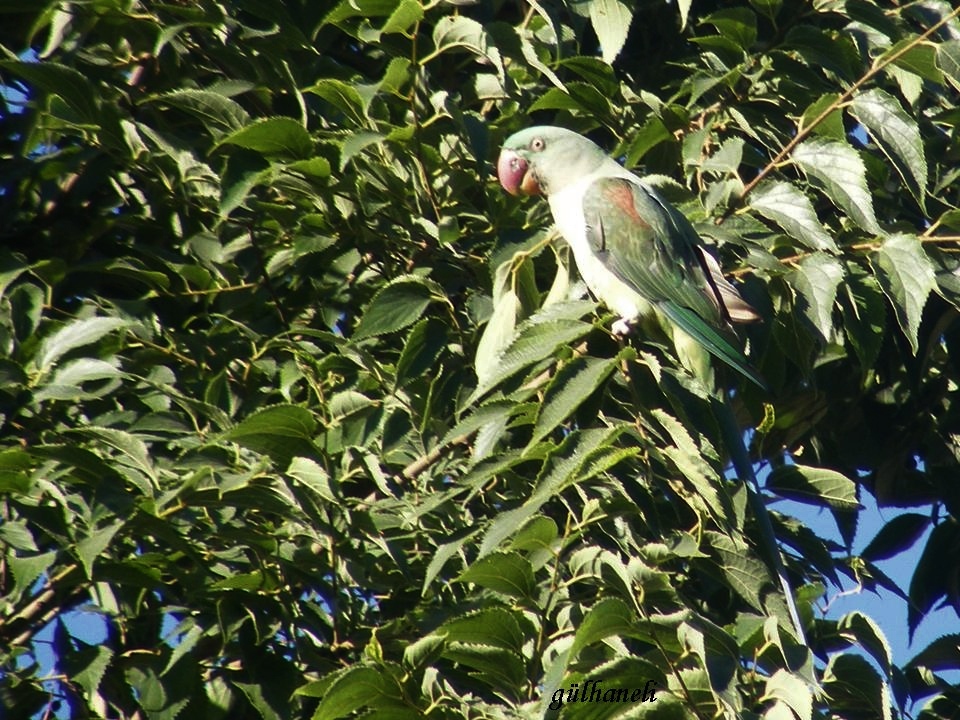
[712,396,807,645]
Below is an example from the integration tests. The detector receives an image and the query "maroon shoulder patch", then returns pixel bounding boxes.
[603,180,648,227]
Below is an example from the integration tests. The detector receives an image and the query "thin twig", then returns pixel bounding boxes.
[399,433,471,482]
[725,6,960,215]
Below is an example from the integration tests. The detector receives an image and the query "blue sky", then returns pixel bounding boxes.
[785,489,959,712]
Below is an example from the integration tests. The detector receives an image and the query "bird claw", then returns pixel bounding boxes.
[611,318,634,336]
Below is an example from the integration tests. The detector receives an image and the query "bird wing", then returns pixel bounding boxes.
[582,176,765,388]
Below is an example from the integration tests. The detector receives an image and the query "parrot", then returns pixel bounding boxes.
[496,125,764,389]
[497,126,807,645]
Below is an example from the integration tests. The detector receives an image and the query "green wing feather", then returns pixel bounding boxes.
[657,303,767,390]
[583,176,766,389]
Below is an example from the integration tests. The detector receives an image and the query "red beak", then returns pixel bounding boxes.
[497,149,540,196]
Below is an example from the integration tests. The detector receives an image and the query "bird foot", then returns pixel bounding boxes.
[611,318,634,336]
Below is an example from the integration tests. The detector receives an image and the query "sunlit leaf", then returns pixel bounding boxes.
[869,233,936,354]
[216,117,312,158]
[588,0,633,64]
[790,252,845,342]
[750,180,838,252]
[792,138,881,235]
[851,88,927,211]
[767,464,859,510]
[354,275,441,340]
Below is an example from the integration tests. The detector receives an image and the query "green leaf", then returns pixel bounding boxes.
[909,521,960,636]
[216,117,312,158]
[762,668,813,720]
[287,456,336,503]
[431,15,504,78]
[749,0,781,21]
[0,60,101,125]
[223,405,319,464]
[33,357,123,402]
[822,654,889,720]
[441,643,526,697]
[508,516,558,552]
[625,116,673,165]
[908,633,960,673]
[862,512,928,562]
[558,57,619,97]
[475,261,521,385]
[652,409,732,528]
[801,93,846,140]
[286,157,331,179]
[219,149,271,217]
[402,633,446,671]
[423,533,476,592]
[839,268,887,371]
[569,598,637,659]
[440,607,524,651]
[36,316,130,373]
[442,400,516,447]
[528,356,617,448]
[306,79,366,123]
[882,38,943,83]
[70,426,159,492]
[838,611,892,676]
[0,448,32,494]
[869,233,936,354]
[0,521,38,552]
[232,680,288,720]
[784,26,861,82]
[588,0,633,64]
[457,551,535,598]
[790,253,845,342]
[563,83,613,118]
[338,130,385,169]
[381,0,422,35]
[76,523,123,579]
[467,311,593,406]
[324,0,399,25]
[767,464,859,510]
[0,250,32,300]
[702,7,758,52]
[791,138,880,235]
[929,244,960,310]
[9,551,58,599]
[142,88,250,133]
[162,623,206,676]
[354,276,439,340]
[851,88,927,212]
[749,181,837,252]
[705,531,770,612]
[9,282,44,341]
[313,665,401,720]
[938,39,960,92]
[528,86,594,114]
[395,318,446,388]
[478,429,620,559]
[378,57,412,96]
[211,570,278,591]
[64,644,113,701]
[701,136,744,175]
[678,617,741,705]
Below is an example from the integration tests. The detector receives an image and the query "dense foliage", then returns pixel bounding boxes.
[1,0,960,717]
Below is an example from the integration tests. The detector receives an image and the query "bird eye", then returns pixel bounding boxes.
[530,137,545,151]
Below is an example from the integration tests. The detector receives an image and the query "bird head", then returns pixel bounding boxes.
[497,126,609,197]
